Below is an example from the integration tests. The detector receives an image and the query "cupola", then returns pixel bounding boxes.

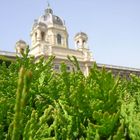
[30,3,69,53]
[15,40,27,54]
[74,32,88,50]
[45,3,53,14]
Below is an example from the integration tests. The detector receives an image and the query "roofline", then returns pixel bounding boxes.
[0,50,140,72]
[97,62,140,72]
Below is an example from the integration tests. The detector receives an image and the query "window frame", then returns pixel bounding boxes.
[57,34,62,45]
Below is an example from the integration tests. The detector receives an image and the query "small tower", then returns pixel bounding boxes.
[30,4,69,56]
[74,32,93,61]
[30,22,47,47]
[74,32,88,50]
[15,40,27,54]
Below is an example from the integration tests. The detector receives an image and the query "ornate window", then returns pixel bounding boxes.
[76,40,80,47]
[41,31,45,41]
[54,64,59,71]
[83,40,85,44]
[57,34,61,44]
[67,66,71,71]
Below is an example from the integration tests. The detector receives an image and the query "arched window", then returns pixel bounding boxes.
[41,31,45,41]
[57,34,61,44]
[83,40,85,44]
[20,48,24,54]
[35,32,37,41]
[77,40,79,45]
[76,40,80,47]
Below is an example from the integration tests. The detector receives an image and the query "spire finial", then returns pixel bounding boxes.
[47,1,50,8]
[45,1,53,14]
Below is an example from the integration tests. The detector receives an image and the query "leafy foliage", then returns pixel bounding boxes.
[0,50,140,139]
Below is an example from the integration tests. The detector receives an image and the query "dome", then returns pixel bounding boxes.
[37,14,64,26]
[52,15,63,25]
[16,39,26,45]
[33,6,64,28]
[74,32,88,41]
[74,32,88,38]
[15,40,27,54]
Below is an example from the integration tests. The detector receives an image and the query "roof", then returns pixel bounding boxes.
[0,50,140,74]
[32,6,64,29]
[75,32,88,38]
[16,40,26,44]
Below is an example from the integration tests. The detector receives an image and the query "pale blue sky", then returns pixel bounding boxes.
[0,0,140,68]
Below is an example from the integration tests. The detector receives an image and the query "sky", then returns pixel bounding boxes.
[0,0,140,68]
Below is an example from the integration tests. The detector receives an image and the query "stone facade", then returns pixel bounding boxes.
[0,5,140,77]
[28,5,93,76]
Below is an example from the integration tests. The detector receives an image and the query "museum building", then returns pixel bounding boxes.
[0,5,140,78]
